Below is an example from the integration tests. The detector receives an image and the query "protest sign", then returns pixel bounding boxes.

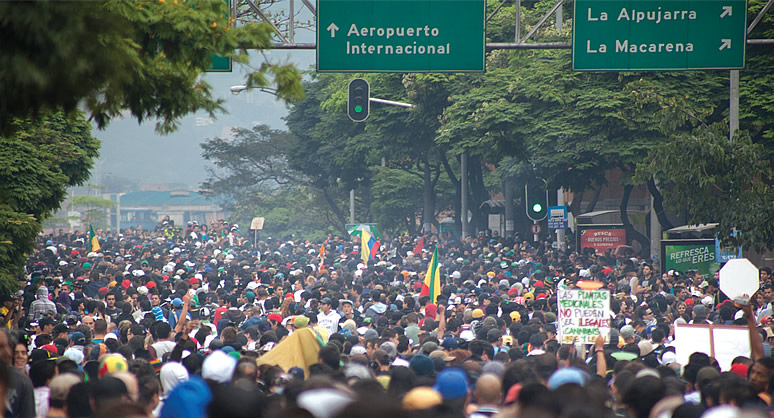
[557,288,611,344]
[674,324,750,371]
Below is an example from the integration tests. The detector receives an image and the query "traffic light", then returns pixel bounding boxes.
[525,179,548,221]
[347,78,370,122]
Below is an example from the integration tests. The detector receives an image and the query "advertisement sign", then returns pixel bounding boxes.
[664,243,719,277]
[557,288,611,344]
[579,227,626,254]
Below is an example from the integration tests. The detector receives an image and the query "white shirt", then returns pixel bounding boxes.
[317,310,341,335]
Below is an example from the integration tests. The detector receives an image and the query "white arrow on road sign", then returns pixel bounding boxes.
[719,39,731,50]
[720,6,732,18]
[327,23,339,38]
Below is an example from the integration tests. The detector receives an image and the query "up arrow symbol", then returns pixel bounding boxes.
[327,23,339,38]
[720,6,732,18]
[719,39,731,50]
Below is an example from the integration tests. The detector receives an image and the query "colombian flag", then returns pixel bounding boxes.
[88,224,100,253]
[360,230,380,264]
[420,246,441,304]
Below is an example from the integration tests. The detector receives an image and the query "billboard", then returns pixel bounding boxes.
[579,227,626,255]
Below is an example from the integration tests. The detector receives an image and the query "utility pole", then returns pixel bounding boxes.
[557,188,566,251]
[461,152,469,239]
[729,70,739,140]
[349,189,355,224]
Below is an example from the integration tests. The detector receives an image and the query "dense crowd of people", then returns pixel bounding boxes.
[3,217,774,418]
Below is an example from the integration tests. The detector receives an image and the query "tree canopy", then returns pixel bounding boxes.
[0,0,304,134]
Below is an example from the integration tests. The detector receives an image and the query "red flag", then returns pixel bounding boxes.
[412,235,425,255]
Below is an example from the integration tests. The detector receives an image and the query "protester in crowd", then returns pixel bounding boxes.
[5,222,774,417]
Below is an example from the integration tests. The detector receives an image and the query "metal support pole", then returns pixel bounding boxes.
[515,0,521,43]
[557,188,566,251]
[349,189,355,224]
[369,97,414,108]
[556,2,563,30]
[461,152,469,239]
[650,189,661,261]
[504,178,514,235]
[533,220,539,242]
[289,0,295,44]
[730,70,739,140]
[116,194,121,233]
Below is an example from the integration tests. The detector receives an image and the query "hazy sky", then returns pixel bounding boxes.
[91,49,316,189]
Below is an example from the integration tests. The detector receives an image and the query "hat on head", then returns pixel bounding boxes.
[638,340,656,357]
[189,277,200,285]
[49,374,82,402]
[620,325,635,340]
[363,329,379,340]
[146,281,157,289]
[267,313,283,323]
[98,287,109,297]
[429,350,455,362]
[409,354,435,377]
[693,304,708,318]
[547,367,589,390]
[202,350,237,383]
[160,377,212,418]
[121,280,131,289]
[294,315,309,328]
[441,337,458,350]
[69,332,86,346]
[433,368,469,400]
[730,363,749,378]
[152,306,165,322]
[98,354,128,378]
[172,298,184,308]
[472,309,484,319]
[402,387,442,410]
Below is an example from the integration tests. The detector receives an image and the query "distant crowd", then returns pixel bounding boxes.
[3,217,774,418]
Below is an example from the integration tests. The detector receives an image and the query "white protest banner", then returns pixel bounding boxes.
[674,324,750,371]
[557,288,611,344]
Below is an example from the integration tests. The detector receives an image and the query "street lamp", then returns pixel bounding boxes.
[230,85,247,95]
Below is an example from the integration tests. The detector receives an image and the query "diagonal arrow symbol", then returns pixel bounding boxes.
[327,23,339,38]
[720,6,732,18]
[719,39,731,50]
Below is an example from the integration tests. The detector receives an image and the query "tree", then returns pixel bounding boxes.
[69,195,116,230]
[201,124,347,240]
[0,0,303,134]
[636,124,774,251]
[0,111,99,293]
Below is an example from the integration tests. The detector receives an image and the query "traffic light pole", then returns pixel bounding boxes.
[533,220,539,242]
[369,97,413,108]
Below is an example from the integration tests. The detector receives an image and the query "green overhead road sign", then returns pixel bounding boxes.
[317,0,486,72]
[573,0,747,71]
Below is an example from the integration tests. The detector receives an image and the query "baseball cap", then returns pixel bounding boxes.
[402,387,442,410]
[69,332,87,346]
[172,298,184,308]
[441,337,458,350]
[267,313,283,322]
[547,367,589,390]
[433,368,469,400]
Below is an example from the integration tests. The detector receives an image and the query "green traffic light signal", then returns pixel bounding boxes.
[525,179,548,221]
[348,78,370,122]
